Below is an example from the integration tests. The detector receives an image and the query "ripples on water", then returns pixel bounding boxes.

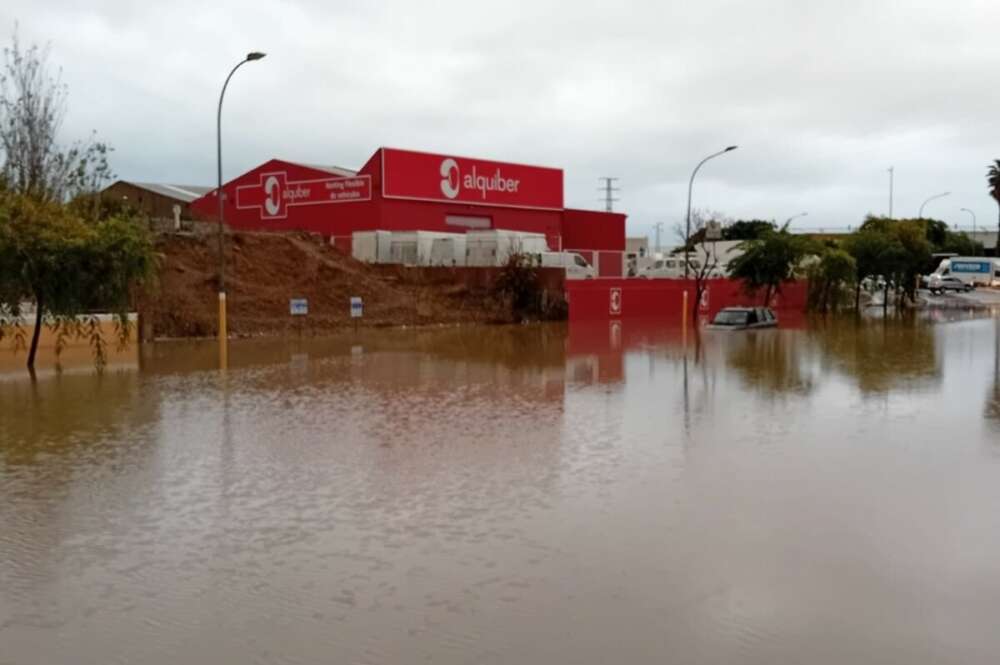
[2,316,1000,664]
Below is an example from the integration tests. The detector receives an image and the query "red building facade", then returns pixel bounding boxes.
[191,147,626,276]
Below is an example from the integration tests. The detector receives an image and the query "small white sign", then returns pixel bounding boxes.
[290,298,308,316]
[705,220,723,241]
[350,297,363,318]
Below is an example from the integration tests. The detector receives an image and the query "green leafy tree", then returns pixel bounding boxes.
[806,248,856,313]
[723,219,776,241]
[0,192,155,373]
[845,230,898,310]
[989,160,1000,251]
[728,226,812,306]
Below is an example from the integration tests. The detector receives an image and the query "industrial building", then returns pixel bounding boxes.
[102,180,212,222]
[190,147,627,276]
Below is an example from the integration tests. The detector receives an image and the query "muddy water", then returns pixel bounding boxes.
[2,317,1000,665]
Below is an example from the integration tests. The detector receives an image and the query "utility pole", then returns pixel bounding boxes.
[653,222,665,254]
[887,166,894,219]
[598,177,620,212]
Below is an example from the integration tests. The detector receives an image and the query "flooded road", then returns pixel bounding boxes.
[3,316,1000,664]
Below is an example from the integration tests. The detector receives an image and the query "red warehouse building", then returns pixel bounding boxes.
[190,147,627,276]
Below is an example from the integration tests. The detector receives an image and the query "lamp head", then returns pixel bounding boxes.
[247,51,267,61]
[725,145,738,152]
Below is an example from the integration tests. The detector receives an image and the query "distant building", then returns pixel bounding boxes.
[625,236,649,276]
[101,180,212,222]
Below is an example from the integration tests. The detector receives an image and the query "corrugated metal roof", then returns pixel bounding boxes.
[289,163,358,177]
[117,182,213,203]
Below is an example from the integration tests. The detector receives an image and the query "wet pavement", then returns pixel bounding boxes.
[2,316,1000,664]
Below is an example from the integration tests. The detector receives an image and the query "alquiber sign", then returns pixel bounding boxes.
[381,148,564,210]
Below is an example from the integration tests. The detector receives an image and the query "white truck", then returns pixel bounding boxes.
[534,251,596,279]
[926,257,1000,287]
[465,230,549,267]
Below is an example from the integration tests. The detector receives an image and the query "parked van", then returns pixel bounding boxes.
[925,257,1000,287]
[534,251,595,279]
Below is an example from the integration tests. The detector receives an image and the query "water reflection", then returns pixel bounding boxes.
[811,315,941,394]
[3,317,1000,664]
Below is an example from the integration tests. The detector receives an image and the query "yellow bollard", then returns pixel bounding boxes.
[218,291,228,370]
[682,290,689,348]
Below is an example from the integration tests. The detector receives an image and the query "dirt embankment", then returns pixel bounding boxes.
[142,232,563,339]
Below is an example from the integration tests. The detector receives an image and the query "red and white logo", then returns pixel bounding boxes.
[382,148,563,210]
[440,158,460,199]
[236,171,372,220]
[609,288,622,316]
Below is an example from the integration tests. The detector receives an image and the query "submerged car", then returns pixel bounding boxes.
[707,306,778,330]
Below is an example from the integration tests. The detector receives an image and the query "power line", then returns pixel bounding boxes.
[598,177,620,212]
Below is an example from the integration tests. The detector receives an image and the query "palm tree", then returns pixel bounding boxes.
[987,160,1000,250]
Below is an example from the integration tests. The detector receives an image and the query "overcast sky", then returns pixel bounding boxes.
[4,0,1000,241]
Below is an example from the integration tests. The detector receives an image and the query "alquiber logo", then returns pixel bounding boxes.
[440,158,460,199]
[439,157,520,201]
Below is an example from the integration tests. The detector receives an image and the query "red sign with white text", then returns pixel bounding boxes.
[236,172,371,220]
[381,148,564,210]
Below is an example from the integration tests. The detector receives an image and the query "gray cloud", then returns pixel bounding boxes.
[4,0,1000,239]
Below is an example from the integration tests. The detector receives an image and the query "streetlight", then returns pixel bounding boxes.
[216,51,266,367]
[785,211,808,228]
[960,207,977,243]
[918,191,950,219]
[685,145,738,278]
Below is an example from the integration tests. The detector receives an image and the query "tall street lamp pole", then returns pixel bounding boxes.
[960,207,977,244]
[685,146,738,278]
[918,191,950,219]
[887,166,894,219]
[785,211,808,228]
[216,51,266,367]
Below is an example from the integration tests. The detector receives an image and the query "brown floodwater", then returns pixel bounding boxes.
[2,315,1000,664]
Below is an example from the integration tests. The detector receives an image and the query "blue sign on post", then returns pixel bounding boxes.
[290,298,308,316]
[350,297,363,318]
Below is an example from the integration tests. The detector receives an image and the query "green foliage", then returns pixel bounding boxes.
[723,219,776,241]
[728,227,812,305]
[845,218,932,309]
[0,191,156,371]
[492,253,549,322]
[939,231,983,256]
[806,248,856,312]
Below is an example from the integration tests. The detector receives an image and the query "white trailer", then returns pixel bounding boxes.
[465,230,549,267]
[429,236,467,266]
[351,230,393,264]
[390,231,465,266]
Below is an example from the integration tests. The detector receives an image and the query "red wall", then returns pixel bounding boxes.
[567,278,808,322]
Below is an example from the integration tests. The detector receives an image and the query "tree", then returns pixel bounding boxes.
[845,230,898,310]
[723,219,776,241]
[673,209,727,321]
[0,30,112,205]
[728,226,812,306]
[806,248,856,313]
[0,192,155,373]
[989,160,1000,251]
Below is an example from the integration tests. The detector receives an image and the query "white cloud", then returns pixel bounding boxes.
[4,0,1000,240]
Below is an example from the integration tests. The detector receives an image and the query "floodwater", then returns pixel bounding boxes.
[2,315,1000,665]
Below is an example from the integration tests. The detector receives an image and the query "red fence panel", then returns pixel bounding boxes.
[567,278,807,322]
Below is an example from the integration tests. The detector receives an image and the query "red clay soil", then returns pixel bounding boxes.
[142,231,560,339]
